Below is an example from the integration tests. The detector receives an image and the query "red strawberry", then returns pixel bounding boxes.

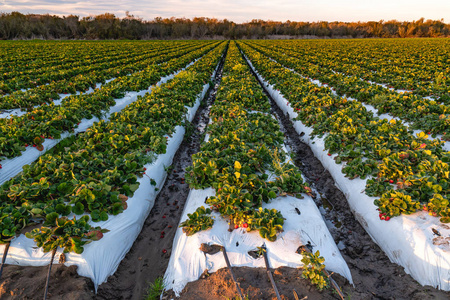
[243,223,248,228]
[25,144,28,147]
[234,224,239,229]
[385,216,390,221]
[327,153,331,156]
[144,167,147,171]
[162,249,167,254]
[389,180,394,184]
[162,215,166,219]
[380,215,386,220]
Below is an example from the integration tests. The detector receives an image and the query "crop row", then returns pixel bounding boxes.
[0,41,213,109]
[250,39,450,99]
[0,41,144,93]
[183,41,311,242]
[244,41,450,140]
[238,41,450,224]
[0,41,196,88]
[0,41,227,254]
[0,42,221,166]
[0,40,126,69]
[179,41,331,291]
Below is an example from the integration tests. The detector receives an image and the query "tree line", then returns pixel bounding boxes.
[0,11,449,40]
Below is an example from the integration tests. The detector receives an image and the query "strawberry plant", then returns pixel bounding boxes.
[301,250,329,291]
[183,42,309,242]
[179,206,214,236]
[0,41,227,252]
[374,191,421,217]
[0,41,215,109]
[0,41,222,164]
[25,215,109,254]
[0,205,29,243]
[238,40,450,223]
[248,207,284,242]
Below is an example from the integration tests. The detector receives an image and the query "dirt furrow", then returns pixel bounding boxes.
[0,52,226,300]
[94,53,227,300]
[240,46,450,300]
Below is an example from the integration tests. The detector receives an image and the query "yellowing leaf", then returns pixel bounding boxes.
[417,132,428,139]
[234,172,240,179]
[234,161,241,170]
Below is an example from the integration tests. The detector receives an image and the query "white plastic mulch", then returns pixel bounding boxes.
[0,62,196,186]
[0,61,217,289]
[164,108,353,295]
[244,55,450,291]
[164,188,353,296]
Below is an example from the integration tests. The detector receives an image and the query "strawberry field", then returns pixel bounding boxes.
[1,39,450,299]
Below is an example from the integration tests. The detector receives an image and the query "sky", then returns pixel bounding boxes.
[0,0,449,23]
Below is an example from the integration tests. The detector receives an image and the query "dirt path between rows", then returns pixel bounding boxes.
[94,53,226,300]
[2,46,450,300]
[0,53,226,300]
[199,49,448,300]
[164,48,450,300]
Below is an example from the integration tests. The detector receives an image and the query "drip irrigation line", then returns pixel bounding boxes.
[43,248,57,300]
[221,246,244,300]
[0,242,10,279]
[261,244,282,300]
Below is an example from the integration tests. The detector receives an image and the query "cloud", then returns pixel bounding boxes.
[0,0,448,22]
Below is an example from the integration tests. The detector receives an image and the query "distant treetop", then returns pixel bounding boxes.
[0,12,448,40]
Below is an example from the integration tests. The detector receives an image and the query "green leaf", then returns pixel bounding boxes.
[100,211,108,221]
[72,202,85,215]
[45,212,59,225]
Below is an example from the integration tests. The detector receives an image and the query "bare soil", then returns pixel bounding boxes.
[1,47,450,300]
[0,53,225,300]
[165,266,348,300]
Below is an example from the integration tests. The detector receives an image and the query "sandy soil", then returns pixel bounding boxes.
[1,47,450,300]
[165,266,348,300]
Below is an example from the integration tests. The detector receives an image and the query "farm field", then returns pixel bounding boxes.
[0,38,450,299]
